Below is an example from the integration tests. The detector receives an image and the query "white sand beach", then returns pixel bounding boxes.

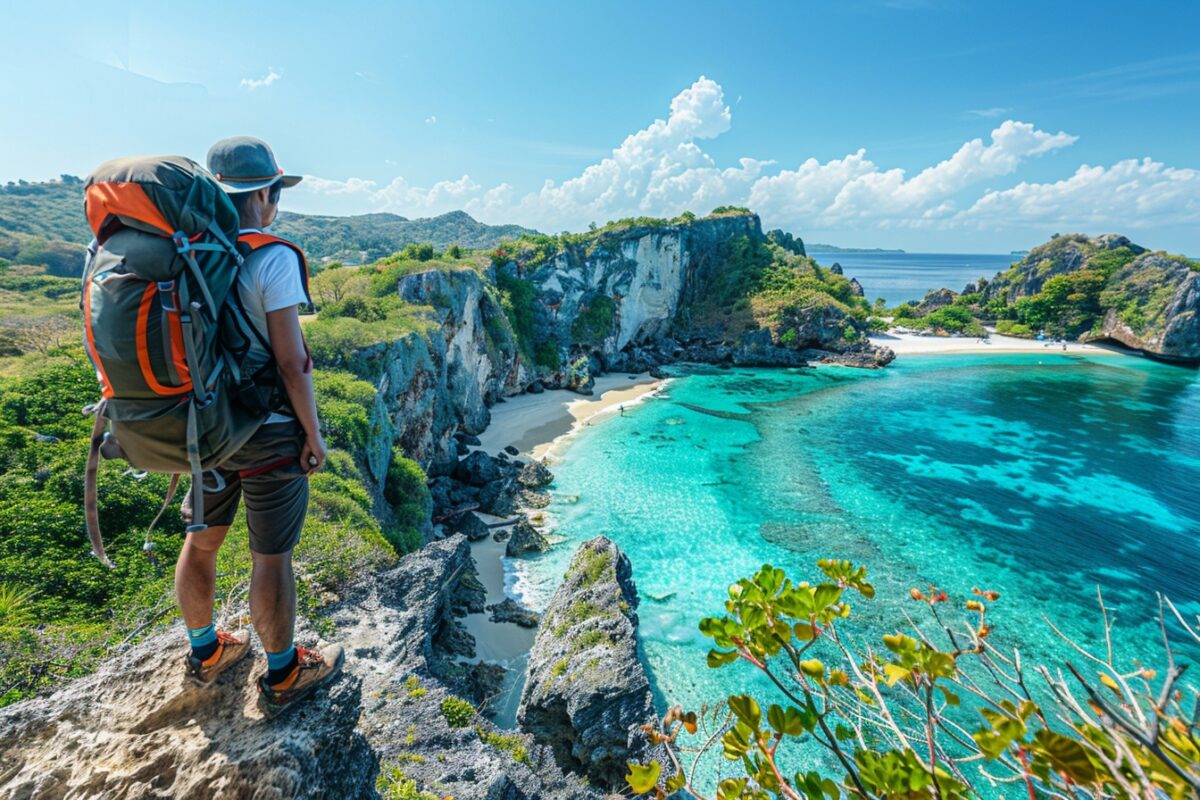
[474,372,664,460]
[874,330,1132,357]
[451,375,664,720]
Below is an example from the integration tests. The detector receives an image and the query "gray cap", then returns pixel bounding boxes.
[206,135,302,194]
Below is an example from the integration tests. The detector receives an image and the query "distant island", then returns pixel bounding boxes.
[806,243,905,253]
[1011,249,1030,257]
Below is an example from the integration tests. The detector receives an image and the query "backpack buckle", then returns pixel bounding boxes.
[172,231,191,254]
[158,281,177,312]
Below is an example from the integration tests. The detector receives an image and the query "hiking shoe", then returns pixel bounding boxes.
[184,629,251,687]
[256,643,345,717]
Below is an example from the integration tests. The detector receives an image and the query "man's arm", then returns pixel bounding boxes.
[265,304,325,473]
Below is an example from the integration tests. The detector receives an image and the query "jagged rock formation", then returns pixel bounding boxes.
[982,234,1146,304]
[916,287,957,315]
[1098,253,1200,362]
[975,233,1200,362]
[0,536,598,800]
[505,518,550,557]
[518,537,662,792]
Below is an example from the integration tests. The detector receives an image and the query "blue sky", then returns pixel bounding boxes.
[3,0,1198,252]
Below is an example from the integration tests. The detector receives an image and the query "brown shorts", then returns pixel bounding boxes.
[181,420,309,555]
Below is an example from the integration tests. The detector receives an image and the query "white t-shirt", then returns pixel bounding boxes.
[236,228,309,423]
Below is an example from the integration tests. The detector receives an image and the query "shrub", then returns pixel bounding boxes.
[384,449,430,555]
[534,339,561,371]
[571,294,615,344]
[440,695,476,727]
[312,370,375,454]
[626,561,1198,800]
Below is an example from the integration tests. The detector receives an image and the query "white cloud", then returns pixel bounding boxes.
[957,157,1200,229]
[425,115,437,125]
[240,68,280,91]
[968,106,1013,118]
[293,76,1198,238]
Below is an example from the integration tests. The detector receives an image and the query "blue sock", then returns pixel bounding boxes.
[266,644,297,686]
[188,620,218,661]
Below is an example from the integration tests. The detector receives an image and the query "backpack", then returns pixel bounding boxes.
[80,155,270,567]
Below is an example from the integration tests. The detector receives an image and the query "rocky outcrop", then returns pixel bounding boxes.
[916,287,956,315]
[970,233,1200,362]
[1097,253,1200,362]
[517,537,662,792]
[487,597,541,628]
[505,518,550,557]
[982,233,1146,304]
[0,536,597,800]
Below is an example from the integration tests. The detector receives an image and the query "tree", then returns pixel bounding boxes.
[627,561,1198,800]
[309,266,370,306]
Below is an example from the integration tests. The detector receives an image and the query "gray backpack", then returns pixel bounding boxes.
[81,155,269,566]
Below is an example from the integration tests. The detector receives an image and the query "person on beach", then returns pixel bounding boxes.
[175,136,343,715]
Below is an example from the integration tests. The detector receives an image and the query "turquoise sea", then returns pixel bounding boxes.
[509,353,1200,787]
[809,251,1018,306]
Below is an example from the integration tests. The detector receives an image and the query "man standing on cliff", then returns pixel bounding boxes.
[174,136,343,715]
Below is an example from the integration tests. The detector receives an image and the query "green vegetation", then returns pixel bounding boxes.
[439,695,476,728]
[375,763,441,800]
[0,346,399,706]
[627,561,1199,800]
[631,226,872,350]
[385,448,430,555]
[570,294,616,344]
[576,546,612,589]
[476,725,533,767]
[403,674,427,699]
[550,657,569,677]
[708,205,753,216]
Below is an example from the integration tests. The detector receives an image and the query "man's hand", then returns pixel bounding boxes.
[300,431,326,475]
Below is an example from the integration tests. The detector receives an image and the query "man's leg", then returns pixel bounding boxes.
[176,474,250,683]
[175,524,231,631]
[249,548,296,675]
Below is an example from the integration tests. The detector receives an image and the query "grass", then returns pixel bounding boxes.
[375,764,440,800]
[476,725,534,767]
[576,547,612,590]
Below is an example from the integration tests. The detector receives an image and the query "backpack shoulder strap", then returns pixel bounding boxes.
[237,233,311,303]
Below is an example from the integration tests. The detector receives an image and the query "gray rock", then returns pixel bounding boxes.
[518,537,663,791]
[1099,253,1200,362]
[849,277,865,297]
[454,451,504,487]
[478,478,518,517]
[830,261,843,275]
[0,536,599,799]
[916,287,957,315]
[505,519,550,557]
[518,459,554,489]
[448,510,492,542]
[486,597,542,628]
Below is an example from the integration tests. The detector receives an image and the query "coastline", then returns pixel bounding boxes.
[875,330,1132,357]
[450,338,1138,722]
[451,373,665,723]
[474,372,665,461]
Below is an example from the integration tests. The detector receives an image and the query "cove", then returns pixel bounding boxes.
[511,352,1200,785]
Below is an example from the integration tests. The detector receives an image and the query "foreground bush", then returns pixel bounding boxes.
[627,561,1198,800]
